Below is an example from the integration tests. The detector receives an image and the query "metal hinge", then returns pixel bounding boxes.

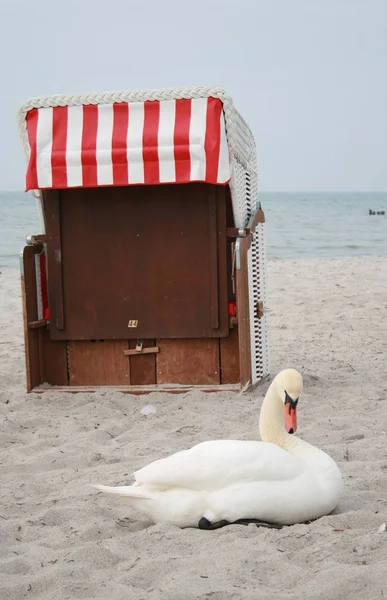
[234,239,241,270]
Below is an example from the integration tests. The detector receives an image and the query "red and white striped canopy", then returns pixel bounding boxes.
[24,97,231,191]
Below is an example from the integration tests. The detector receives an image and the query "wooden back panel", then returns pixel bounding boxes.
[44,183,229,341]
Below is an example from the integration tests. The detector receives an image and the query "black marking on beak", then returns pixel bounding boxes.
[284,390,299,411]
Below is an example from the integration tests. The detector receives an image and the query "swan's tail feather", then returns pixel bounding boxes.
[92,484,151,499]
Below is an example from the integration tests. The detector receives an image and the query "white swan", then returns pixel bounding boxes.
[93,369,343,528]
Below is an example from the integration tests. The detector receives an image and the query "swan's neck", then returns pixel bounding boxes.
[259,381,325,458]
[259,381,343,497]
[259,381,293,450]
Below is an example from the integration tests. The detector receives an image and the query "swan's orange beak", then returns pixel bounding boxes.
[285,404,297,434]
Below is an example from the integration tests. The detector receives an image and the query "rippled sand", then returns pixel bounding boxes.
[1,257,387,599]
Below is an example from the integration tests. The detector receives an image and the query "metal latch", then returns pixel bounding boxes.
[256,301,264,319]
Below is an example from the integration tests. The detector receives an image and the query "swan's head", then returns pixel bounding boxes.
[275,369,303,435]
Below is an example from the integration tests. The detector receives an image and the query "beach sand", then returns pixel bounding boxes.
[1,256,387,599]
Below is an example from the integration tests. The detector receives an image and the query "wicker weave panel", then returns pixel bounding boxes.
[247,222,269,384]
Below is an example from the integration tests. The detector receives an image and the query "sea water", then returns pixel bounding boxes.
[0,190,386,269]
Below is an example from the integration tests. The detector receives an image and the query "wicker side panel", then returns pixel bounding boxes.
[229,158,249,228]
[257,221,270,377]
[230,141,267,384]
[247,221,269,384]
[229,157,258,225]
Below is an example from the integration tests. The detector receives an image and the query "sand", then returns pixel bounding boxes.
[1,256,387,600]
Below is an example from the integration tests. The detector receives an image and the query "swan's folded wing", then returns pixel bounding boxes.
[133,440,305,491]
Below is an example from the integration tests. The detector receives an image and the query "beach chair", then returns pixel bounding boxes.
[17,86,269,393]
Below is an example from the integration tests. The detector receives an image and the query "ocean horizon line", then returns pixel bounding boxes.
[0,189,386,195]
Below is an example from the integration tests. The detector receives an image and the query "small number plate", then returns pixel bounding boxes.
[128,320,139,328]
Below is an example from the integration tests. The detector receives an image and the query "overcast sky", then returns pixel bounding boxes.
[1,0,386,192]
